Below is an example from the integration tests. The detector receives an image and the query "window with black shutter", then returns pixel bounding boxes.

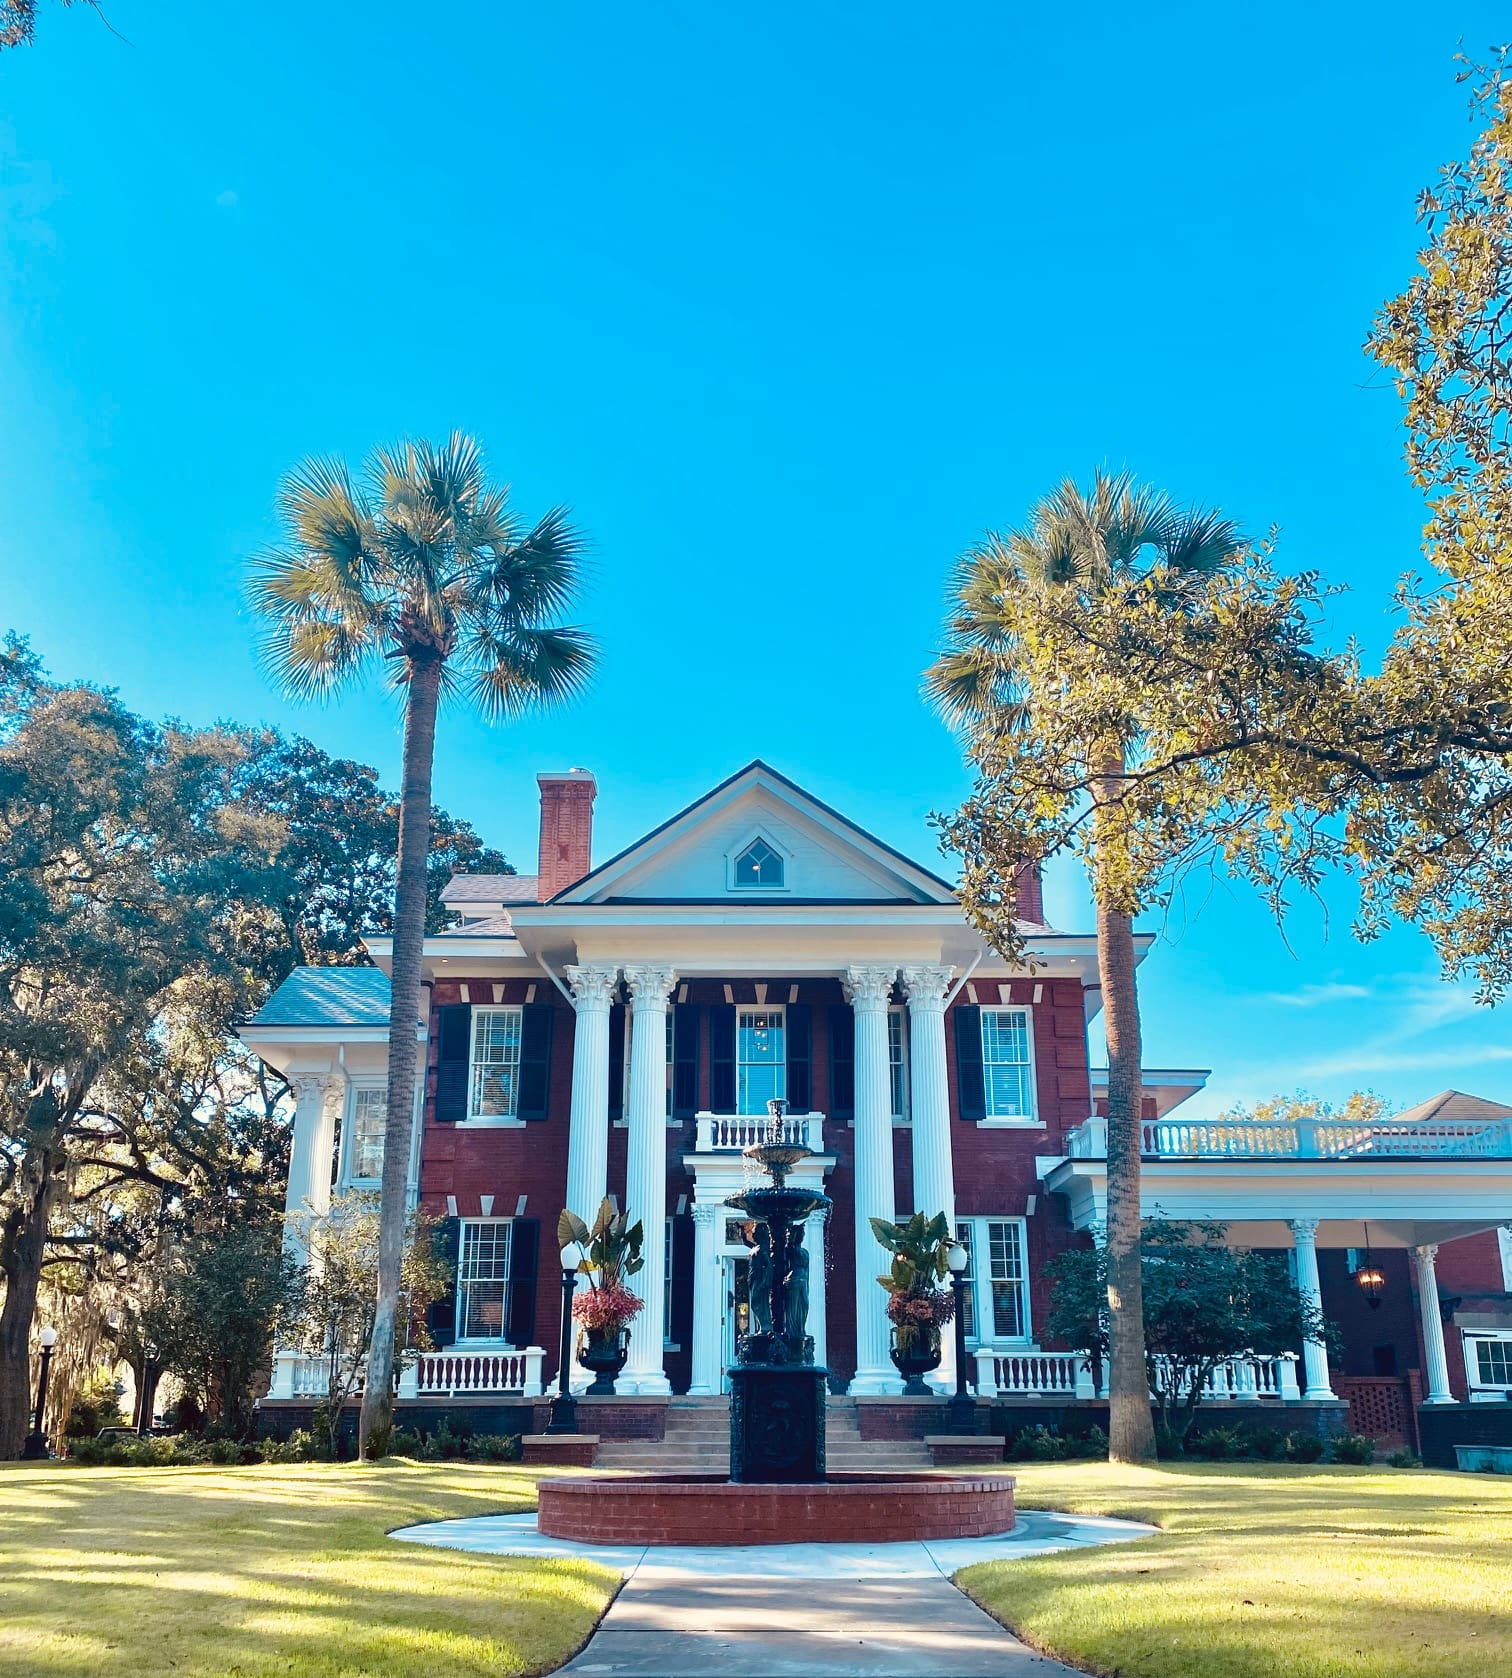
[673,1003,701,1118]
[827,1004,855,1120]
[709,1003,736,1112]
[608,1002,626,1122]
[433,1004,471,1124]
[425,1216,462,1346]
[506,1217,539,1347]
[786,1002,812,1111]
[517,1004,555,1121]
[953,1005,986,1121]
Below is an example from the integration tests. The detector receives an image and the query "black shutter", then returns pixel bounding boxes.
[786,1002,812,1111]
[608,1002,626,1123]
[710,1004,736,1112]
[954,1006,986,1121]
[425,1216,462,1346]
[507,1217,540,1348]
[827,1004,855,1120]
[434,1004,471,1123]
[518,1004,555,1121]
[673,1003,701,1119]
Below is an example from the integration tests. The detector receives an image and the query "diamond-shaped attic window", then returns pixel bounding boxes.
[734,837,784,888]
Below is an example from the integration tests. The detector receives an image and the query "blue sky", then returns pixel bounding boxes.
[3,0,1509,1118]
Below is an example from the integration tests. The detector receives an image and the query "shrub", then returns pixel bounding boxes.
[1386,1448,1421,1469]
[1186,1426,1248,1460]
[468,1432,522,1462]
[67,1432,261,1468]
[65,1373,127,1438]
[1331,1433,1377,1466]
[1248,1427,1288,1461]
[259,1429,326,1463]
[1006,1425,1069,1462]
[1286,1430,1326,1462]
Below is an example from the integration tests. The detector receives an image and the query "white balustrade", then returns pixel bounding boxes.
[1065,1113,1512,1161]
[973,1348,1093,1398]
[694,1111,825,1152]
[415,1347,546,1397]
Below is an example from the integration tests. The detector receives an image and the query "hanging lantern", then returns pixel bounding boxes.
[1356,1222,1386,1309]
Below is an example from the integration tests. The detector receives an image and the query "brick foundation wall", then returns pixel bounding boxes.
[1416,1402,1512,1470]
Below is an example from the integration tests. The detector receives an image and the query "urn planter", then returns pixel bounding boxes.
[890,1328,942,1396]
[578,1328,629,1396]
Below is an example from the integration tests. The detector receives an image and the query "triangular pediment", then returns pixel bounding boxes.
[553,762,958,906]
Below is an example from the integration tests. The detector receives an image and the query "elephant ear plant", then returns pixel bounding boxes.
[870,1211,956,1350]
[557,1200,646,1338]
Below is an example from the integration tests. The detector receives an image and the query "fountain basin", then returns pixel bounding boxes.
[536,1472,1016,1546]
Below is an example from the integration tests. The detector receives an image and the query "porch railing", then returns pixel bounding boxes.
[694,1110,825,1152]
[972,1347,1301,1402]
[1065,1114,1512,1161]
[267,1345,546,1400]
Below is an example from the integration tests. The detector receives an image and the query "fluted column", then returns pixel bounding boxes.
[689,1200,723,1396]
[563,964,620,1225]
[1413,1244,1454,1403]
[901,963,957,1392]
[622,963,677,1394]
[1289,1219,1337,1400]
[847,963,901,1394]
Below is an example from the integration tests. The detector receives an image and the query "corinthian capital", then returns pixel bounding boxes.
[900,964,955,1010]
[622,963,678,1010]
[564,963,620,1011]
[292,1074,329,1105]
[844,964,897,1011]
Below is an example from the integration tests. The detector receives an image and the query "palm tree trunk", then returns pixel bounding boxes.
[359,652,442,1459]
[1093,751,1156,1465]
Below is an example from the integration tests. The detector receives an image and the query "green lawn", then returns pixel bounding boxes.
[0,1459,617,1678]
[959,1460,1512,1678]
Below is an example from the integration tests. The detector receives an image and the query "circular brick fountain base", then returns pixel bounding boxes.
[536,1472,1016,1546]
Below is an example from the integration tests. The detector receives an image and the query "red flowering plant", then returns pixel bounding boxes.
[871,1211,956,1352]
[557,1198,646,1342]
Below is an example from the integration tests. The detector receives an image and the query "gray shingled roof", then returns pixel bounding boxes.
[440,873,539,904]
[247,966,392,1028]
[1393,1089,1512,1125]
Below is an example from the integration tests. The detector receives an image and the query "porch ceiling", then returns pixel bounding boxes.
[1039,1155,1512,1246]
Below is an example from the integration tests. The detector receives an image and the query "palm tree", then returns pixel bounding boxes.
[929,468,1242,1462]
[250,432,596,1457]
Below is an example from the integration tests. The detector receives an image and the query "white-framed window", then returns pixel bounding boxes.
[733,836,784,888]
[611,1009,682,1126]
[469,1006,523,1121]
[344,1085,387,1185]
[457,1218,512,1341]
[980,1007,1037,1123]
[888,1006,910,1123]
[1465,1331,1512,1393]
[955,1217,1031,1343]
[737,1006,786,1115]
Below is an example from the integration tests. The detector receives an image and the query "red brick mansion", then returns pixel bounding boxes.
[244,764,1512,1463]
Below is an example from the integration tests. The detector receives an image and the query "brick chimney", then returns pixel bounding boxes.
[537,769,596,901]
[1013,862,1045,924]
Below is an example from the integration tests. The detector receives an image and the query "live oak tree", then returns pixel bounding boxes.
[928,470,1245,1463]
[250,432,595,1457]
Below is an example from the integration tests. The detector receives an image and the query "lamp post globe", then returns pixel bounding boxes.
[944,1244,974,1435]
[545,1242,586,1435]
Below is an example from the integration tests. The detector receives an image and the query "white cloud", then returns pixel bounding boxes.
[214,188,239,209]
[1296,1044,1512,1079]
[1264,981,1372,1008]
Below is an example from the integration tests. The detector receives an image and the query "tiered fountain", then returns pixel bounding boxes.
[536,1102,1017,1545]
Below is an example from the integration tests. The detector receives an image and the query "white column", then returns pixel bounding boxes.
[563,964,620,1225]
[283,1074,335,1263]
[901,963,957,1392]
[689,1200,723,1396]
[621,963,677,1395]
[1289,1219,1337,1400]
[805,1209,829,1372]
[1412,1243,1455,1404]
[847,963,902,1395]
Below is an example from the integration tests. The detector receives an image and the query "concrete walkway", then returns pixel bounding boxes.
[393,1510,1154,1676]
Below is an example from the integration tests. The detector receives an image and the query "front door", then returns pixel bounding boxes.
[721,1256,750,1392]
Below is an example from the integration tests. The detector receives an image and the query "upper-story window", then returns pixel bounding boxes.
[345,1086,387,1184]
[471,1006,523,1120]
[737,1007,786,1114]
[981,1007,1035,1121]
[734,837,784,888]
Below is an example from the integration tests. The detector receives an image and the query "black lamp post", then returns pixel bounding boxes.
[21,1326,58,1460]
[945,1242,974,1434]
[544,1241,585,1435]
[137,1343,159,1436]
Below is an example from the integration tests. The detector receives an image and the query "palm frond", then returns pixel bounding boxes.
[461,622,599,720]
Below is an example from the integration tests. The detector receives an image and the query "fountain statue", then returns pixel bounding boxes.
[723,1099,831,1483]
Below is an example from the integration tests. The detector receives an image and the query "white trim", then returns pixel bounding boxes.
[726,827,794,894]
[736,1002,787,1116]
[468,1004,524,1123]
[979,1005,1038,1124]
[1463,1329,1512,1395]
[888,1004,911,1126]
[956,1216,1033,1346]
[338,1080,388,1190]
